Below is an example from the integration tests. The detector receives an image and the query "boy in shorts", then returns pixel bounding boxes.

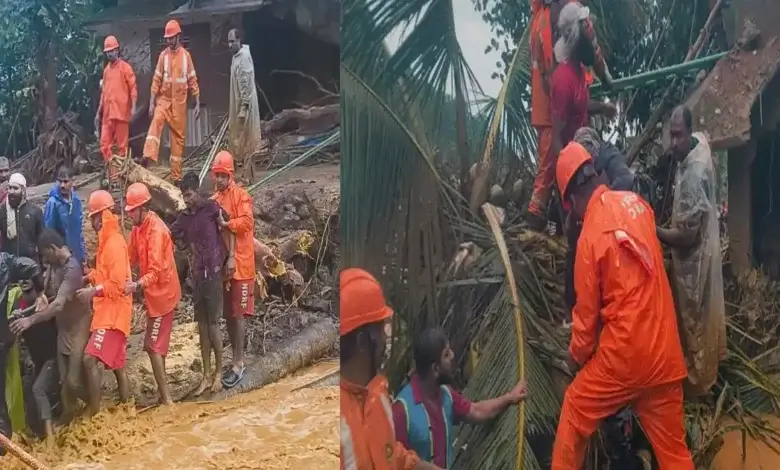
[171,172,233,395]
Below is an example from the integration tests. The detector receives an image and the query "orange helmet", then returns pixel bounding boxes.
[103,35,119,52]
[124,183,152,211]
[164,20,182,39]
[87,190,114,216]
[340,268,393,336]
[556,141,594,201]
[211,150,235,175]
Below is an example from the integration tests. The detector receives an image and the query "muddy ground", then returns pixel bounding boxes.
[25,162,339,409]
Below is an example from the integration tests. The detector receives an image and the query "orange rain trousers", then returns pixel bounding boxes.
[143,47,200,182]
[128,211,182,318]
[212,180,255,281]
[551,186,692,469]
[100,58,137,179]
[87,210,133,337]
[100,119,129,181]
[341,376,420,470]
[528,126,555,217]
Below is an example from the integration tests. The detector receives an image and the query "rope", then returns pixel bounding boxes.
[0,433,49,469]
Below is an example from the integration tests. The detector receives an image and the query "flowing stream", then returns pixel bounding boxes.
[8,361,339,470]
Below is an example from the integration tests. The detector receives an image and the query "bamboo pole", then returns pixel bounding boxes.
[625,0,725,166]
[0,433,49,470]
[482,202,526,469]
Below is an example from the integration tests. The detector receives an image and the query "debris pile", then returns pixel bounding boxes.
[441,211,780,469]
[12,112,103,185]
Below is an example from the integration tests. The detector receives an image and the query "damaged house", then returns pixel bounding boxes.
[680,0,780,278]
[86,0,339,158]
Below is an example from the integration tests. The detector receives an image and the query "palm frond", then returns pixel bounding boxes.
[341,64,453,380]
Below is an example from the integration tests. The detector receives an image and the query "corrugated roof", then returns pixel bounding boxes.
[681,37,780,151]
[169,0,268,17]
[86,1,178,25]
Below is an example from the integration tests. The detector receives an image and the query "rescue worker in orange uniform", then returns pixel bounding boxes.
[124,183,182,405]
[526,0,613,230]
[340,268,441,470]
[210,151,254,389]
[95,35,137,184]
[75,190,133,416]
[143,20,201,182]
[550,142,693,470]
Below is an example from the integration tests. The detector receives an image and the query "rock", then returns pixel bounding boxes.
[190,358,202,373]
[297,204,311,219]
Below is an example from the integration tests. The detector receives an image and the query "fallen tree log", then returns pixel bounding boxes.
[116,159,186,220]
[213,318,337,400]
[263,104,339,135]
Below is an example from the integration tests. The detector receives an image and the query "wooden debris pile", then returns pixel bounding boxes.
[13,112,103,185]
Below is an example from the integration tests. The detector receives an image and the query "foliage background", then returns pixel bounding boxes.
[0,0,103,159]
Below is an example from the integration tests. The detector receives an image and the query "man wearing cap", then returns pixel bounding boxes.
[76,190,132,416]
[0,173,43,261]
[340,268,442,470]
[96,35,137,184]
[526,1,616,231]
[550,142,693,469]
[144,19,201,182]
[211,151,253,389]
[124,183,181,405]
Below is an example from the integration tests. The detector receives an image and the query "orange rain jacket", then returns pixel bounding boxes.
[128,211,182,317]
[87,210,133,336]
[341,376,421,470]
[144,46,200,179]
[553,186,691,469]
[212,180,254,281]
[569,186,687,379]
[101,58,137,123]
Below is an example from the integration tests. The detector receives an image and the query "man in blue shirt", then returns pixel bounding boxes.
[393,327,527,468]
[43,167,86,265]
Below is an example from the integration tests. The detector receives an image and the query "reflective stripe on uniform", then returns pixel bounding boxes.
[380,394,394,434]
[340,417,358,470]
[146,135,160,143]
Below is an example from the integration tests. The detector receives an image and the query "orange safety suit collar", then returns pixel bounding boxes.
[340,375,421,470]
[130,211,182,317]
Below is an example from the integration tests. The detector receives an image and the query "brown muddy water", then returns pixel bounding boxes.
[7,361,339,470]
[713,416,780,470]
